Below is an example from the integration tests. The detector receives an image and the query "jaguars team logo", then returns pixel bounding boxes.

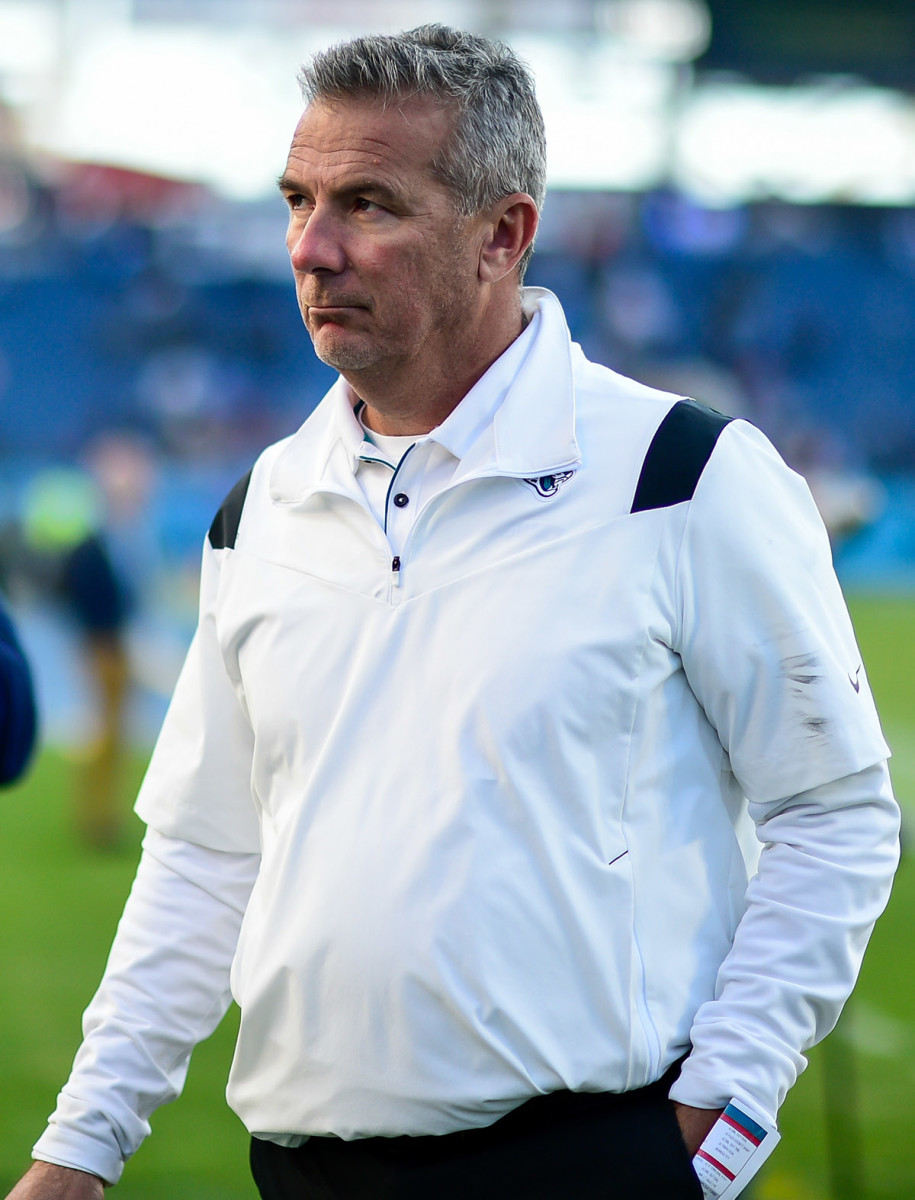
[522,470,576,500]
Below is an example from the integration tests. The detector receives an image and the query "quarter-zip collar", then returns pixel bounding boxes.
[269,287,581,505]
[269,375,368,506]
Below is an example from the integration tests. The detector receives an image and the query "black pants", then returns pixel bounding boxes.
[249,1065,703,1200]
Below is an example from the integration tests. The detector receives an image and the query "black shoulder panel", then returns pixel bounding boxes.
[208,469,253,550]
[630,399,733,514]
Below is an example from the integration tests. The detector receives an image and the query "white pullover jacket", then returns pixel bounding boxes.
[35,289,899,1183]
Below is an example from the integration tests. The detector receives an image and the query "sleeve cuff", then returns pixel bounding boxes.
[33,1124,125,1187]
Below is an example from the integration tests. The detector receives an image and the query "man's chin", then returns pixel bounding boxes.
[312,336,378,373]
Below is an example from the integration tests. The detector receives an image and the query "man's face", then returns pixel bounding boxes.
[279,95,483,384]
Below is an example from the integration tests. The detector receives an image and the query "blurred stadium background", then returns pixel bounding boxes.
[1,0,914,1196]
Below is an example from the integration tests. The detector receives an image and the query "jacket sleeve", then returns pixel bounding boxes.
[667,420,900,1121]
[32,829,260,1184]
[0,599,38,785]
[31,482,264,1180]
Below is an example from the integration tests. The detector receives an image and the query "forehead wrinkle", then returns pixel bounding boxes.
[284,138,442,210]
[285,150,412,200]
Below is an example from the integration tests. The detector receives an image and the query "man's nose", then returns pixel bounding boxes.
[288,208,347,274]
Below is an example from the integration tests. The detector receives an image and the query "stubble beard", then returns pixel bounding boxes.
[311,332,380,373]
[302,305,379,373]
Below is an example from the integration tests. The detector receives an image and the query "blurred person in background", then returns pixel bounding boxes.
[9,466,131,847]
[0,596,37,786]
[7,24,899,1200]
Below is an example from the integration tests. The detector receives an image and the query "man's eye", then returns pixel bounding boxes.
[354,197,382,213]
[286,194,308,211]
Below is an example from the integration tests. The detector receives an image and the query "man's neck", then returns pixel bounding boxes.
[356,389,459,437]
[349,295,527,436]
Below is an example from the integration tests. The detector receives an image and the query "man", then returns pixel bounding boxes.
[8,24,899,1200]
[0,598,37,786]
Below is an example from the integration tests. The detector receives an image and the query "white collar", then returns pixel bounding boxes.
[357,412,418,468]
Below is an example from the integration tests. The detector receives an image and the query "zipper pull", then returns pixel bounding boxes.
[391,555,402,587]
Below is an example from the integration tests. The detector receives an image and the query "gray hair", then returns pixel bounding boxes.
[297,24,546,278]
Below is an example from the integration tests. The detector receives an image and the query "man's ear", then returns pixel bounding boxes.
[478,193,539,283]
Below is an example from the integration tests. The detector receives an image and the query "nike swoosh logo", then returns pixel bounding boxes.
[849,665,862,693]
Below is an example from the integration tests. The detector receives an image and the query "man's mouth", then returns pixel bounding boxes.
[306,303,369,328]
[306,299,368,314]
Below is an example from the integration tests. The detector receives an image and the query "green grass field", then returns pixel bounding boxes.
[1,593,912,1198]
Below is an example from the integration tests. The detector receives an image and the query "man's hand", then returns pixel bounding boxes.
[4,1163,105,1199]
[673,1101,723,1158]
